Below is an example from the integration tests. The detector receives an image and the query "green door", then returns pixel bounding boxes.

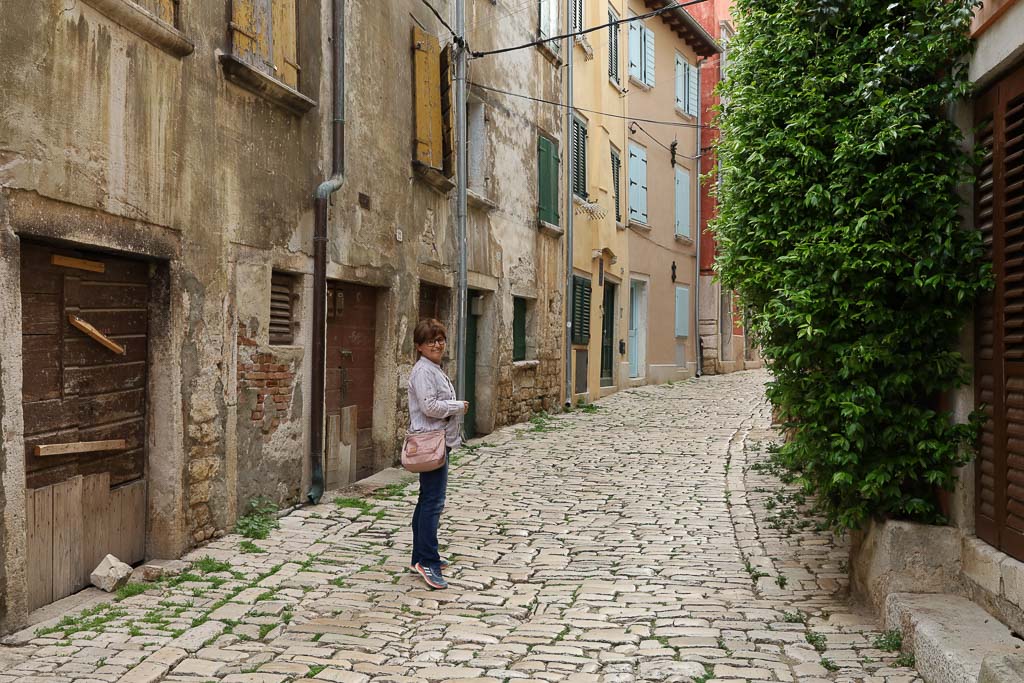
[464,307,479,438]
[600,282,616,387]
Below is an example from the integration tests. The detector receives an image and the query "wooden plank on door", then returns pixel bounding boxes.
[53,476,84,599]
[26,486,54,611]
[110,481,146,565]
[326,415,341,489]
[82,473,111,585]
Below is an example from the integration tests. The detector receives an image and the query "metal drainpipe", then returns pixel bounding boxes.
[308,0,346,504]
[563,0,575,407]
[694,56,705,378]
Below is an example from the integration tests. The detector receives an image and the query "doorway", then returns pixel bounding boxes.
[21,242,150,610]
[464,299,480,438]
[629,280,646,379]
[325,282,378,483]
[600,282,617,387]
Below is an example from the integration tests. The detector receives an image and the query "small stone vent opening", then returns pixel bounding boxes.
[269,271,298,345]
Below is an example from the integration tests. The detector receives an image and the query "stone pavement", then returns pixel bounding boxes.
[0,370,921,683]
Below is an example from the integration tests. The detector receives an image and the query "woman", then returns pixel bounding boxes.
[407,318,469,590]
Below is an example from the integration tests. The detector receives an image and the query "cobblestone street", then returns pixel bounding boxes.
[0,371,920,683]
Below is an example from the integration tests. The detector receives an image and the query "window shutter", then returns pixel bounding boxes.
[572,276,592,345]
[628,20,642,81]
[538,136,559,225]
[270,272,296,345]
[637,145,648,223]
[540,0,559,41]
[413,27,444,171]
[687,62,699,116]
[644,27,655,87]
[572,0,583,33]
[628,144,640,222]
[675,55,685,109]
[231,0,273,71]
[573,119,587,198]
[674,286,689,337]
[675,167,690,238]
[513,298,527,361]
[608,10,620,82]
[272,0,299,87]
[440,43,455,178]
[611,148,621,222]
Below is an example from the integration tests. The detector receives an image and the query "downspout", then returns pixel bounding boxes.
[694,56,704,378]
[563,0,575,407]
[308,0,345,504]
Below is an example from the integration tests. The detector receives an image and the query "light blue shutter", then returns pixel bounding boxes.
[674,167,690,238]
[637,145,648,222]
[628,20,642,81]
[687,62,699,116]
[644,27,655,86]
[628,144,640,222]
[675,286,690,337]
[675,55,685,109]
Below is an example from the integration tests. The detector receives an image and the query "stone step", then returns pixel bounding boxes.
[885,593,1024,683]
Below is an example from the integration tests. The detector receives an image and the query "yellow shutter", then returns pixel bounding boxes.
[155,0,175,25]
[413,26,443,171]
[231,0,272,71]
[272,0,299,88]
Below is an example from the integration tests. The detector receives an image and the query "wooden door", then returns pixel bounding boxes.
[21,242,149,609]
[600,282,616,387]
[464,306,479,438]
[975,61,1024,560]
[326,282,377,480]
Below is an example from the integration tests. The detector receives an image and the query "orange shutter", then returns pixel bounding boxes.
[413,26,443,171]
[272,0,299,87]
[231,0,273,72]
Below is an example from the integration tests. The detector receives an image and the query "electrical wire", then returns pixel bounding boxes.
[466,0,540,35]
[420,0,461,44]
[468,81,717,130]
[631,122,700,161]
[469,0,713,58]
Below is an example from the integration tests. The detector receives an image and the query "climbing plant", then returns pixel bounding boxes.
[712,0,991,529]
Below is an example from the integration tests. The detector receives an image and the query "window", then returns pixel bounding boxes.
[572,117,588,198]
[675,167,691,238]
[467,100,487,193]
[571,276,592,345]
[571,0,583,34]
[611,147,622,222]
[136,0,176,25]
[539,0,560,50]
[538,135,560,225]
[230,0,299,88]
[628,142,648,223]
[513,297,528,361]
[628,18,655,87]
[675,54,700,116]
[270,271,297,345]
[608,7,620,83]
[674,285,690,338]
[413,26,455,179]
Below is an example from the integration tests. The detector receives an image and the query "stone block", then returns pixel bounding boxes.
[90,554,133,593]
[980,654,1024,683]
[964,538,1004,595]
[1001,555,1024,610]
[129,559,189,584]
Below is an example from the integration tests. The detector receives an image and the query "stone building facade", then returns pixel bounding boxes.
[0,0,564,633]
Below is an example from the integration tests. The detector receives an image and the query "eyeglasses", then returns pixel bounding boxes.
[425,339,447,347]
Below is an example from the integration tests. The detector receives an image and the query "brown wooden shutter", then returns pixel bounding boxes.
[272,0,299,87]
[413,27,444,171]
[440,42,455,178]
[269,272,296,345]
[231,0,273,73]
[975,61,1024,560]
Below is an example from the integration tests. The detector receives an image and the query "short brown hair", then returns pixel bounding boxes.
[414,318,447,346]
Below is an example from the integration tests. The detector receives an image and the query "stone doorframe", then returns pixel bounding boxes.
[0,191,186,635]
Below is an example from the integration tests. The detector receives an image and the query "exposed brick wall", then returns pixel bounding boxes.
[237,335,298,437]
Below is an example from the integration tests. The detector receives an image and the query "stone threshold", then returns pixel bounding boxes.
[886,592,1024,683]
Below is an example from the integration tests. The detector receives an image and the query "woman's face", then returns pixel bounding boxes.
[417,336,446,364]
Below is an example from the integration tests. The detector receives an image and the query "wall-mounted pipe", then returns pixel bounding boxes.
[563,0,575,407]
[308,0,346,504]
[694,56,705,378]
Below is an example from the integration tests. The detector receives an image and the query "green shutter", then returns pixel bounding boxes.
[611,149,621,222]
[572,276,592,345]
[513,297,527,361]
[537,136,559,225]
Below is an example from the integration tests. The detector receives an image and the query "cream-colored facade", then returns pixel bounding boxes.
[570,0,631,400]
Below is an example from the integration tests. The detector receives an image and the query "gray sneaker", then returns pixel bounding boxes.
[410,557,450,572]
[414,562,448,590]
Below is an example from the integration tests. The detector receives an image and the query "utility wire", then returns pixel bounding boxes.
[631,122,700,160]
[469,0,712,58]
[467,0,539,35]
[469,81,717,130]
[420,0,463,45]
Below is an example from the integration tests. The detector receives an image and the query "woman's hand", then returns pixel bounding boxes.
[462,401,470,413]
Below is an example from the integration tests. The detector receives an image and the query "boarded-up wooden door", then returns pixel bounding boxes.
[326,282,377,482]
[975,61,1024,561]
[21,243,149,610]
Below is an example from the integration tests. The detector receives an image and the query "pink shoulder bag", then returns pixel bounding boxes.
[401,430,447,473]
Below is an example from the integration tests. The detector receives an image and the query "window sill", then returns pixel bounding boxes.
[414,163,456,194]
[609,77,624,93]
[468,189,499,212]
[574,34,594,61]
[538,219,564,238]
[627,218,651,232]
[573,194,607,219]
[616,221,627,231]
[675,234,694,244]
[220,54,316,116]
[536,39,563,67]
[629,75,652,92]
[83,0,194,57]
[675,105,697,120]
[513,359,540,370]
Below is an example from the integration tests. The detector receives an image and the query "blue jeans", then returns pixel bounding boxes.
[411,448,449,571]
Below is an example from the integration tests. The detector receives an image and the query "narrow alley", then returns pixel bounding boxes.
[0,371,918,683]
